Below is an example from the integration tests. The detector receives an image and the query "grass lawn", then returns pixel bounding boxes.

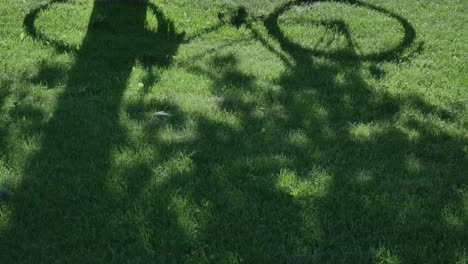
[0,0,467,262]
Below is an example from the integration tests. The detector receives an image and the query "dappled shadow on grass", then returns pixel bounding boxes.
[0,80,12,152]
[180,52,466,261]
[26,60,68,89]
[158,0,465,262]
[1,0,466,262]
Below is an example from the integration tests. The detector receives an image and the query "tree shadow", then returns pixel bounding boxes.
[1,1,185,261]
[166,0,465,262]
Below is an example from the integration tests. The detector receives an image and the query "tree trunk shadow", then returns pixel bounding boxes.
[3,1,183,261]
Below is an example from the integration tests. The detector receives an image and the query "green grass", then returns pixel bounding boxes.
[0,0,467,262]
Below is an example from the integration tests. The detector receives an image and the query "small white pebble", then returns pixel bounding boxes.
[154,111,172,119]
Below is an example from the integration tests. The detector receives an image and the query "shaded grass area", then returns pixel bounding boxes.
[0,0,467,262]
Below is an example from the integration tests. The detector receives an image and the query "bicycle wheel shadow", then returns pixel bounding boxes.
[1,0,185,261]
